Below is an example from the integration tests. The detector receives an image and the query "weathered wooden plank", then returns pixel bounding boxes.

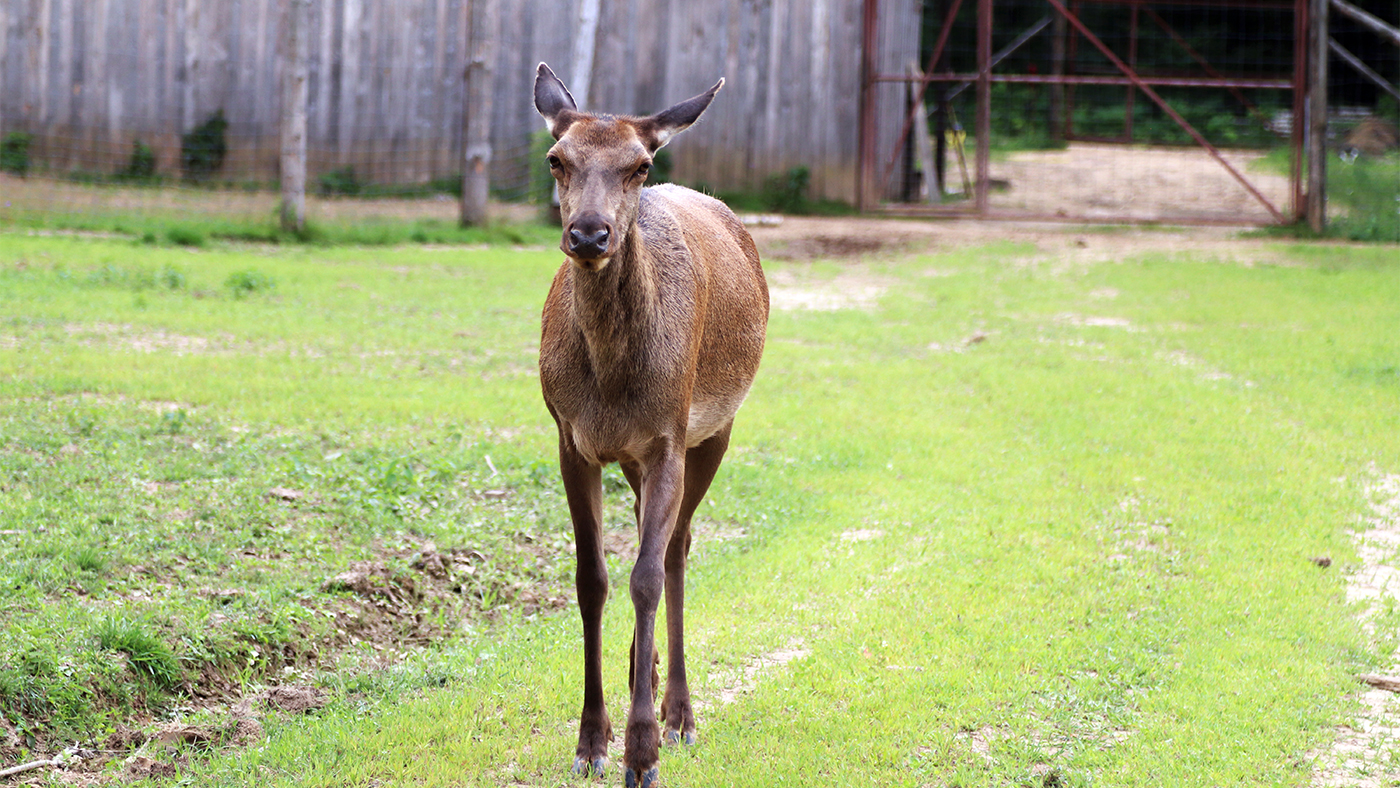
[1,0,880,200]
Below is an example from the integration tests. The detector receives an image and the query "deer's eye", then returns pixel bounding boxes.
[635,162,652,179]
[547,154,562,170]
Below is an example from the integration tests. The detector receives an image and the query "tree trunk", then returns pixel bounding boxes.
[280,0,308,234]
[460,0,498,227]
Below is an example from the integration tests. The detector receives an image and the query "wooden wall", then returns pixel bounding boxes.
[0,0,920,203]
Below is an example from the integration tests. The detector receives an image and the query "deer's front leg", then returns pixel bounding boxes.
[623,443,685,788]
[559,436,611,777]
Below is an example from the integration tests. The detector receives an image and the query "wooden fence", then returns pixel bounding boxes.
[0,0,919,203]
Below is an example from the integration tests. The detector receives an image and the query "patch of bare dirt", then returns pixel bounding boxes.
[1313,471,1400,787]
[766,267,889,312]
[0,174,532,225]
[987,143,1292,224]
[321,540,571,648]
[704,639,812,709]
[747,214,1304,275]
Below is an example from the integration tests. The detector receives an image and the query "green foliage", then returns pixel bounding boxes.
[166,226,207,247]
[117,138,159,183]
[1329,155,1400,243]
[528,129,556,207]
[181,110,230,182]
[224,268,275,297]
[762,166,811,214]
[317,166,362,196]
[1,131,34,177]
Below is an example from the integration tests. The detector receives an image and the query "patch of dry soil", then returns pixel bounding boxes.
[987,143,1292,223]
[747,214,1299,273]
[1313,472,1400,787]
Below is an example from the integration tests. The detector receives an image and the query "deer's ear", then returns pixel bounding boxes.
[642,78,724,151]
[534,62,579,139]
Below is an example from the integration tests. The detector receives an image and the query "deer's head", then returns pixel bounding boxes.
[534,62,722,271]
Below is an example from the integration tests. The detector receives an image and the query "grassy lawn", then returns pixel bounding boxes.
[1,226,1398,786]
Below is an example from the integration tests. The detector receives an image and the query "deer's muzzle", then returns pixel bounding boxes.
[563,213,614,265]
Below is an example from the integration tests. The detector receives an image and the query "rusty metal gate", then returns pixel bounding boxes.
[858,0,1310,225]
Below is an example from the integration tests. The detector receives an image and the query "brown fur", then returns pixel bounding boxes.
[533,63,768,785]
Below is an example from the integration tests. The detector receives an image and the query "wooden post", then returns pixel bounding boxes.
[857,0,879,211]
[974,0,991,213]
[1307,0,1328,232]
[1049,9,1066,143]
[279,0,308,234]
[460,0,497,227]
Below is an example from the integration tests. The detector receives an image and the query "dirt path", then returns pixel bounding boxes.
[1313,473,1400,786]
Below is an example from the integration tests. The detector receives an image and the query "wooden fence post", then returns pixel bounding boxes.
[460,0,498,227]
[1307,0,1328,232]
[280,0,309,234]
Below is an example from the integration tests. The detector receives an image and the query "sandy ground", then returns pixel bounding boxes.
[984,143,1293,223]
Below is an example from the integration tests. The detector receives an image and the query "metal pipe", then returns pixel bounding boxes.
[1126,3,1140,141]
[976,0,991,213]
[1143,5,1267,122]
[1329,0,1400,47]
[875,0,966,201]
[1330,38,1400,103]
[945,16,1054,100]
[1043,0,1287,221]
[1293,0,1307,220]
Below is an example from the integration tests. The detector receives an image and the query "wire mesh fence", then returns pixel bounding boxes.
[877,0,1398,233]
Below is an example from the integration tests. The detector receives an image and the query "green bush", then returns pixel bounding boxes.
[117,138,158,182]
[1,132,34,177]
[762,166,811,214]
[181,110,229,182]
[166,226,207,247]
[225,269,276,297]
[318,165,363,196]
[1330,156,1400,243]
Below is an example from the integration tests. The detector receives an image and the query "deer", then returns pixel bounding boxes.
[532,62,769,788]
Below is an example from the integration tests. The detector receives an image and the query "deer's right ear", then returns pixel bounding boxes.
[534,63,579,139]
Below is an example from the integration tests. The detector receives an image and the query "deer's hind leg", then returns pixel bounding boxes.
[660,422,733,746]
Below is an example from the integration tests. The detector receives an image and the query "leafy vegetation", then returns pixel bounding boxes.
[181,111,230,183]
[1,132,33,177]
[116,139,159,184]
[1328,154,1400,243]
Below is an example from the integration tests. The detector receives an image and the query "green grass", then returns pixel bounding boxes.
[1,228,1398,785]
[1250,148,1400,243]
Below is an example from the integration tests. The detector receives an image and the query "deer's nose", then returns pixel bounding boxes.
[567,226,610,257]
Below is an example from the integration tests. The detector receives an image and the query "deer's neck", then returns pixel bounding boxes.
[571,230,655,381]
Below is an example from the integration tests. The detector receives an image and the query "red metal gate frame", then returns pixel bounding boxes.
[857,0,1308,224]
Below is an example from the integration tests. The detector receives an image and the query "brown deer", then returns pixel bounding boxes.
[533,63,769,787]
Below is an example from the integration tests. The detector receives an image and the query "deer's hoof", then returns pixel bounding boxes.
[663,729,696,747]
[624,766,659,788]
[572,755,607,778]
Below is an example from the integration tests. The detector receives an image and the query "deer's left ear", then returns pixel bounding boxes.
[535,62,580,139]
[640,78,724,152]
